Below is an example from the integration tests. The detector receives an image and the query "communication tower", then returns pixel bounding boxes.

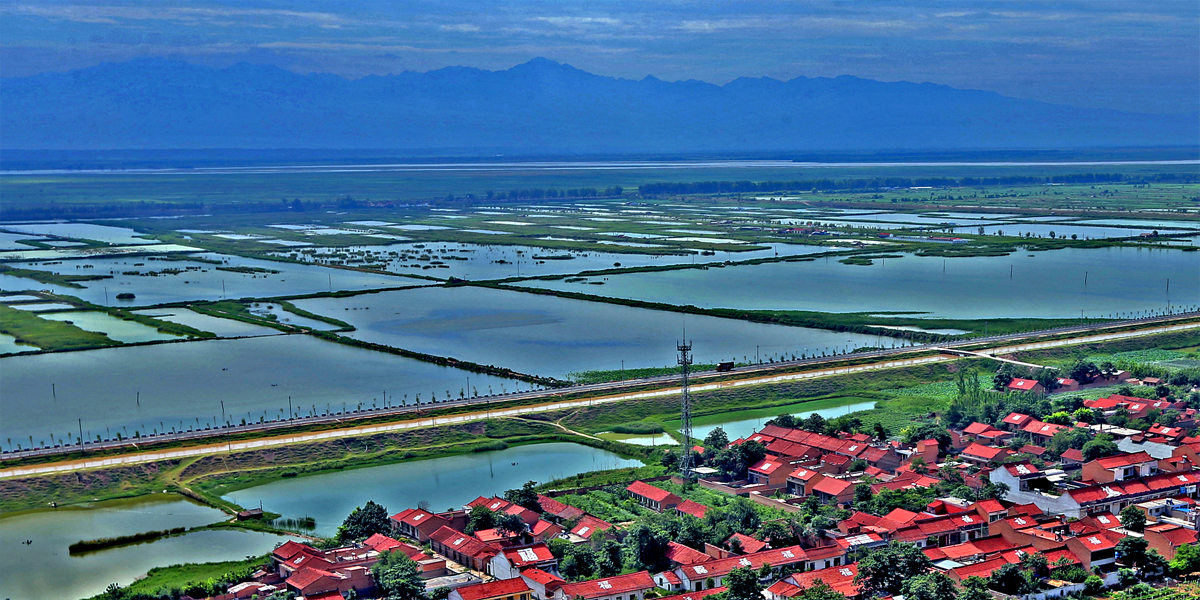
[678,340,694,477]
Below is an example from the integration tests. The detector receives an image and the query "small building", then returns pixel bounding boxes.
[960,443,1010,466]
[675,499,709,520]
[491,544,558,580]
[448,577,534,600]
[429,526,500,573]
[748,458,792,487]
[811,477,856,506]
[1006,378,1045,394]
[1065,532,1120,571]
[522,568,566,600]
[571,515,614,541]
[1144,522,1199,560]
[786,467,824,497]
[1081,451,1159,483]
[555,571,656,600]
[391,508,452,543]
[626,481,682,512]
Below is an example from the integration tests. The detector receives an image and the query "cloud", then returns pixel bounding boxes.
[440,23,481,33]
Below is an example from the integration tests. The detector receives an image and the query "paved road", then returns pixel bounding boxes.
[2,315,1196,480]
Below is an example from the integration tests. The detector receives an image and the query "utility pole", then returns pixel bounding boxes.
[679,339,694,478]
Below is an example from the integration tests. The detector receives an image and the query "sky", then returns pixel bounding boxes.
[2,0,1197,114]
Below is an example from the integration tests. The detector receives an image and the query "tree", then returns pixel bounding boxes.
[988,562,1038,595]
[1083,575,1105,595]
[560,545,597,580]
[1082,435,1119,461]
[1069,361,1101,384]
[901,423,951,452]
[466,505,498,534]
[873,423,889,441]
[373,551,428,600]
[765,414,797,428]
[1142,549,1169,580]
[804,413,829,434]
[1073,407,1100,424]
[704,427,729,450]
[338,500,390,542]
[725,567,763,600]
[854,541,932,595]
[624,523,672,572]
[1169,543,1200,575]
[797,580,846,600]
[960,576,991,600]
[597,539,624,576]
[1043,411,1073,425]
[504,481,541,512]
[1116,536,1148,567]
[496,513,527,537]
[900,573,956,600]
[1119,505,1146,533]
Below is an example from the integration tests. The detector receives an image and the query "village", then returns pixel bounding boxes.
[158,363,1200,600]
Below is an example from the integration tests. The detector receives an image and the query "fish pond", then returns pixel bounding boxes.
[221,442,642,535]
[0,494,291,600]
[293,286,880,378]
[515,246,1199,319]
[0,335,515,448]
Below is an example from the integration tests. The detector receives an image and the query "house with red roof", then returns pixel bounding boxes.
[962,422,1014,445]
[1001,412,1034,431]
[391,508,452,543]
[785,467,824,497]
[1065,531,1121,571]
[748,458,793,487]
[531,519,564,543]
[946,555,1015,583]
[626,481,682,512]
[653,587,726,600]
[672,546,820,592]
[765,564,862,600]
[429,526,500,573]
[725,532,768,554]
[1144,522,1199,560]
[971,499,1009,523]
[555,571,656,600]
[1055,378,1080,392]
[285,564,374,598]
[666,541,713,566]
[449,577,534,600]
[522,568,567,600]
[491,544,559,580]
[811,477,856,506]
[1021,420,1070,445]
[1061,448,1085,467]
[1006,378,1045,394]
[1081,451,1159,483]
[675,499,709,520]
[960,442,1011,466]
[571,515,614,541]
[538,495,586,523]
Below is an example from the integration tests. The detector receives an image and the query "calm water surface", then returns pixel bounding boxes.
[222,442,642,535]
[294,287,879,378]
[516,247,1198,319]
[690,401,877,441]
[39,311,179,343]
[2,252,422,306]
[0,494,290,600]
[0,335,515,447]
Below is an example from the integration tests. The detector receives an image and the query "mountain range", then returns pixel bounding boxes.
[2,57,1196,152]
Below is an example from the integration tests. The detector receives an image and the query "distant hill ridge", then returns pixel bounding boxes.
[2,57,1196,151]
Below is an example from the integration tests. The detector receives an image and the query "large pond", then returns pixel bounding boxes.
[951,223,1189,240]
[687,399,878,441]
[0,222,158,245]
[274,241,836,281]
[0,494,291,600]
[0,335,515,448]
[516,246,1199,319]
[222,442,642,535]
[294,287,880,378]
[1,252,422,307]
[39,311,180,344]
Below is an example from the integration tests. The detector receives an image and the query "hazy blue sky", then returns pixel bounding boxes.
[2,0,1197,114]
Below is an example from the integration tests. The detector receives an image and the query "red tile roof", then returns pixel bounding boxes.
[1003,412,1033,425]
[430,526,499,560]
[502,544,556,568]
[962,443,1009,461]
[676,499,710,520]
[785,564,861,598]
[750,458,788,475]
[1074,532,1118,551]
[812,477,854,497]
[627,481,679,503]
[1092,451,1154,469]
[523,567,566,589]
[1021,420,1068,437]
[681,546,811,580]
[455,578,533,600]
[572,515,613,539]
[286,566,338,590]
[559,571,656,599]
[655,587,727,600]
[1147,523,1199,547]
[666,541,712,565]
[1003,461,1040,477]
[1007,378,1040,391]
[950,556,1015,580]
[727,532,768,554]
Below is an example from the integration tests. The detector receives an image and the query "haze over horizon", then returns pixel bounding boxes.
[2,0,1197,115]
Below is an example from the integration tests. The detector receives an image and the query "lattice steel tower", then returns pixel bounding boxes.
[678,340,694,477]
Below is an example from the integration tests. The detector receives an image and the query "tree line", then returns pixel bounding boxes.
[638,172,1199,195]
